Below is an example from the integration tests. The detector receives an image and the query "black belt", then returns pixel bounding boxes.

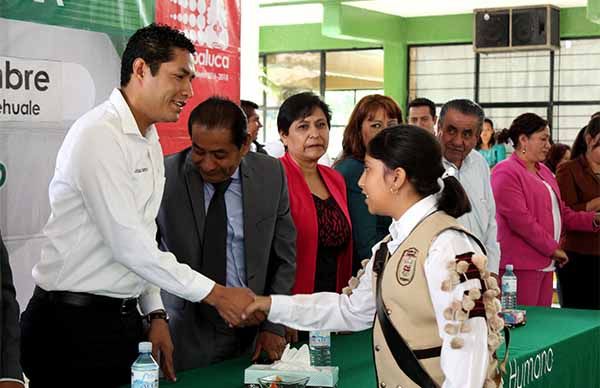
[414,346,442,360]
[34,286,138,315]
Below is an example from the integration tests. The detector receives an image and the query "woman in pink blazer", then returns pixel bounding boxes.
[491,113,600,307]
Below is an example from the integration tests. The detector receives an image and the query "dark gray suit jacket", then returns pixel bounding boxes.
[156,149,296,371]
[0,229,23,382]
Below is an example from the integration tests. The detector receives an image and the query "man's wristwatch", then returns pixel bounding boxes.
[146,309,170,324]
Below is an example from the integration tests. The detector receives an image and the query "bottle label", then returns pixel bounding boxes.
[502,278,517,293]
[309,331,331,347]
[131,370,158,388]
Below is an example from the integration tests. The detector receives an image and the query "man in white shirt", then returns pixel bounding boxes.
[19,24,256,387]
[436,99,501,277]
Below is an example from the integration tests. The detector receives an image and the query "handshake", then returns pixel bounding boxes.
[204,284,273,327]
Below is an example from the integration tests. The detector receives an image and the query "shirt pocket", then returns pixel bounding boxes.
[132,165,154,214]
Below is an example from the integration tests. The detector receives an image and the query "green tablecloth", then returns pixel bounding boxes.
[150,307,600,388]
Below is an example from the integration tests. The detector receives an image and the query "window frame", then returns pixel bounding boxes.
[407,37,600,144]
[258,47,384,143]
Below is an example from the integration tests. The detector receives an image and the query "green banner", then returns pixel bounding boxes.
[0,0,154,35]
[1,0,156,55]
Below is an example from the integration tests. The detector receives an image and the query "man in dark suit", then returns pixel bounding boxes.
[157,97,296,371]
[240,100,267,154]
[1,230,24,388]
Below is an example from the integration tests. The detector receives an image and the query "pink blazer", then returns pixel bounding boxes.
[491,154,596,271]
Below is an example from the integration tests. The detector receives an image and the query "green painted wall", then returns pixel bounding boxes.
[322,2,404,43]
[561,7,600,37]
[403,14,473,45]
[259,23,374,53]
[259,6,600,109]
[401,7,600,43]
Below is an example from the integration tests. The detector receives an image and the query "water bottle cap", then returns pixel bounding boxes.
[506,264,513,271]
[139,341,153,353]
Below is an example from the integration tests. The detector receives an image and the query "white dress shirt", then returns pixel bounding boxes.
[269,195,488,388]
[540,180,561,272]
[443,150,501,274]
[33,89,214,314]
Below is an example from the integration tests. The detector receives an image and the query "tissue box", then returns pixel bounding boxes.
[499,309,526,327]
[244,364,339,387]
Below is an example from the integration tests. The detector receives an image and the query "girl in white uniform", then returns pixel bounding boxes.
[243,125,504,388]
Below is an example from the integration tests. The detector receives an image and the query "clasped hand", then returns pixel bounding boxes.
[204,284,268,327]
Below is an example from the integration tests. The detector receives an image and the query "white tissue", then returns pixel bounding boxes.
[271,344,319,371]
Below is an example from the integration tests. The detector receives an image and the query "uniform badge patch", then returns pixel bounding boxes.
[397,247,418,286]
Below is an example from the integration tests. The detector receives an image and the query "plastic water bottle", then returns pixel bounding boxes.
[501,264,517,310]
[309,330,332,366]
[131,341,159,388]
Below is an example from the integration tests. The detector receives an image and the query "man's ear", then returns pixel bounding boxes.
[240,134,252,156]
[131,58,148,83]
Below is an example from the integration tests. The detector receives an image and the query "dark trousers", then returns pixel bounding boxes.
[20,288,144,388]
[556,251,600,310]
[169,302,256,372]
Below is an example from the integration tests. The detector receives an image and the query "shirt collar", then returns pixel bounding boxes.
[109,88,159,142]
[388,195,438,248]
[231,166,241,181]
[442,149,474,171]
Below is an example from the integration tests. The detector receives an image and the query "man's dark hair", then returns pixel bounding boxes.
[277,92,331,135]
[188,97,248,149]
[439,99,485,131]
[240,100,259,119]
[408,97,436,119]
[121,23,195,86]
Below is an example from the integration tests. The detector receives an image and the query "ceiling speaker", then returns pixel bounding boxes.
[474,5,560,52]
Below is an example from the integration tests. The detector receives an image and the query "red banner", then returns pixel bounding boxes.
[155,0,241,155]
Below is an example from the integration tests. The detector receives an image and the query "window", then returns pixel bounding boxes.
[260,52,321,144]
[484,107,548,131]
[409,39,600,146]
[553,104,599,146]
[409,44,475,103]
[258,48,383,160]
[325,49,383,158]
[552,38,600,145]
[554,39,600,101]
[479,51,550,103]
[264,52,321,107]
